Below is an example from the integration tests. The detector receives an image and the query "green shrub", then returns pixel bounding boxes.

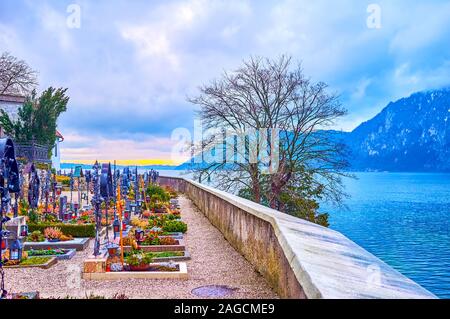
[28,210,39,223]
[26,230,45,242]
[162,220,187,233]
[146,185,170,202]
[28,223,96,238]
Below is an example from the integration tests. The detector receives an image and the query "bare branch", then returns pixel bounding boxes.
[0,52,38,96]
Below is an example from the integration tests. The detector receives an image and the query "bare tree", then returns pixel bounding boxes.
[188,55,352,225]
[0,52,38,96]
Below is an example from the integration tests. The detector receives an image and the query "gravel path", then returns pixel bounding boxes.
[4,195,278,299]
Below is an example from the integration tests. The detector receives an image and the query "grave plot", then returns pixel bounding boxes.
[3,256,58,269]
[26,248,76,260]
[83,249,188,280]
[24,227,90,251]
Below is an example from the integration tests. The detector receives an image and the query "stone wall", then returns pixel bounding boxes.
[159,176,436,299]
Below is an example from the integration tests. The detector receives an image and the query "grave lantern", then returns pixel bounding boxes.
[56,185,62,196]
[9,239,23,261]
[63,211,70,221]
[122,220,127,229]
[135,228,144,243]
[1,237,7,250]
[106,242,119,257]
[124,210,130,220]
[113,218,120,238]
[20,225,28,237]
[73,202,79,212]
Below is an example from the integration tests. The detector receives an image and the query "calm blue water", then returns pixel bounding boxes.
[321,173,450,299]
[158,170,450,298]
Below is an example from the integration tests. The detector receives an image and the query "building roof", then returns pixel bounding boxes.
[0,94,26,104]
[56,130,64,141]
[73,165,84,178]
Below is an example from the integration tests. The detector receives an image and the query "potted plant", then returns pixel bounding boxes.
[44,227,63,242]
[125,252,154,271]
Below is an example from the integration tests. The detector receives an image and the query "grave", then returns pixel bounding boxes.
[24,238,90,251]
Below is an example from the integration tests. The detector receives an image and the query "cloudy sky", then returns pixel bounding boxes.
[1,0,450,164]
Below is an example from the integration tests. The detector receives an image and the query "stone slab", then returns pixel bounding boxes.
[123,239,186,253]
[82,262,188,280]
[24,238,90,251]
[162,232,184,240]
[83,257,107,273]
[27,249,76,260]
[152,250,191,262]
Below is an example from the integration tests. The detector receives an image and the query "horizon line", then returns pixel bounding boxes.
[60,159,182,166]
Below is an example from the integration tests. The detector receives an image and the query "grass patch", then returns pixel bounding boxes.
[20,257,52,266]
[152,251,185,258]
[27,249,66,256]
[123,251,184,258]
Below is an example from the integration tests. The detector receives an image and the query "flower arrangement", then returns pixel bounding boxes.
[43,213,58,223]
[142,231,160,246]
[142,211,151,218]
[60,234,74,241]
[163,185,178,198]
[27,230,45,242]
[44,227,63,241]
[121,233,139,250]
[125,251,154,270]
[159,236,178,245]
[130,217,148,229]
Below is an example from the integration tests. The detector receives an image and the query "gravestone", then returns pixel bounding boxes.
[59,196,67,220]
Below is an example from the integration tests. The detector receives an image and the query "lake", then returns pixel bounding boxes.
[321,173,450,299]
[159,170,450,298]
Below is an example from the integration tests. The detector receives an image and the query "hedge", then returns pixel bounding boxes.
[162,220,188,234]
[28,223,96,238]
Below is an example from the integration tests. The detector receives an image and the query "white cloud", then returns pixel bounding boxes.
[60,132,179,162]
[388,2,450,53]
[352,78,373,100]
[0,24,18,50]
[35,3,75,51]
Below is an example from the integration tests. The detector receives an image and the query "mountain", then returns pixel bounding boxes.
[176,88,450,172]
[341,88,450,172]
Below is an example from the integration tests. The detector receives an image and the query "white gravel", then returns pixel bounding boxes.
[4,195,278,299]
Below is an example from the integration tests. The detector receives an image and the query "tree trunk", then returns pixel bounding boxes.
[249,163,261,203]
[269,170,291,210]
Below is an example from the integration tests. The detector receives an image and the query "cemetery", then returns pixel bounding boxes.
[0,136,212,298]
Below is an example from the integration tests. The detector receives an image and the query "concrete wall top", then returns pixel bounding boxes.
[163,176,436,299]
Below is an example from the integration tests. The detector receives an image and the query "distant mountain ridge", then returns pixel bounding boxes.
[176,88,450,172]
[340,88,450,172]
[62,88,450,173]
